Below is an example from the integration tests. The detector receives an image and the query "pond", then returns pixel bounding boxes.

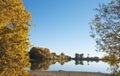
[30,60,113,74]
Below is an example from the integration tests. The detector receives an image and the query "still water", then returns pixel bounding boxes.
[30,60,112,74]
[47,61,112,73]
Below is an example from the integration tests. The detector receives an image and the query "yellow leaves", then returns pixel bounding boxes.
[0,0,31,28]
[103,54,118,66]
[0,0,31,76]
[0,23,5,29]
[91,0,120,74]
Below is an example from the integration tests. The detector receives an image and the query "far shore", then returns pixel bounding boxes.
[29,70,111,76]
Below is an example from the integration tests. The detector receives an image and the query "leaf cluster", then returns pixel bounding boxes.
[0,0,31,76]
[90,0,120,60]
[90,0,120,74]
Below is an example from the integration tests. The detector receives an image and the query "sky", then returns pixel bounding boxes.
[23,0,110,57]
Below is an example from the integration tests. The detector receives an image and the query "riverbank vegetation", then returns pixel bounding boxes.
[90,0,120,75]
[29,47,103,71]
[29,47,71,61]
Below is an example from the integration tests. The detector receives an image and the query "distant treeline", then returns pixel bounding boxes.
[29,47,70,61]
[29,47,101,62]
[29,47,103,70]
[29,47,102,70]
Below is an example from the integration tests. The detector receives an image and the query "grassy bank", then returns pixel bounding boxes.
[29,70,110,76]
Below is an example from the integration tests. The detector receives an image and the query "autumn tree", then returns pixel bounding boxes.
[0,0,31,76]
[90,0,120,75]
[29,47,52,60]
[59,52,65,59]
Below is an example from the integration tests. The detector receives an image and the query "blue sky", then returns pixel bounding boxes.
[23,0,110,57]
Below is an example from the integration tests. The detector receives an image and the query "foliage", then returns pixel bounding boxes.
[90,0,120,56]
[59,53,65,59]
[102,54,120,76]
[30,54,70,70]
[75,53,84,59]
[29,47,70,60]
[29,47,51,60]
[30,60,52,71]
[0,0,31,76]
[102,54,118,66]
[90,0,120,74]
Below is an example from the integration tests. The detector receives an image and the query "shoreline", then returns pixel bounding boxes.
[29,70,111,76]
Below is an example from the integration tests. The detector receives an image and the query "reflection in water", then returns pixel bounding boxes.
[30,60,51,70]
[102,55,120,75]
[102,59,120,75]
[29,47,71,71]
[29,47,120,75]
[30,59,120,75]
[30,59,100,71]
[30,59,70,70]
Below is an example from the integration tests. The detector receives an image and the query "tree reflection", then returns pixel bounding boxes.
[30,59,101,71]
[29,47,71,71]
[29,47,102,71]
[102,55,120,75]
[30,59,69,71]
[75,60,84,65]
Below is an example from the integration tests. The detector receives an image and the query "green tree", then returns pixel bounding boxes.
[75,53,79,59]
[79,53,84,59]
[90,0,120,75]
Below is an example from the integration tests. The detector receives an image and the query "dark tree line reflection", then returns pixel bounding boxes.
[29,47,101,71]
[29,47,120,75]
[29,58,100,71]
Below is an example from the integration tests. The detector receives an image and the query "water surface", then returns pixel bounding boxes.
[30,60,112,74]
